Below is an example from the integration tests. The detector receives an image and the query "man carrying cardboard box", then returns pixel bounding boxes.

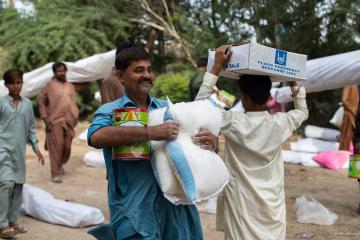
[196,45,308,240]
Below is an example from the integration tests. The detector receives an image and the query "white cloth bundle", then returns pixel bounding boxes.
[290,138,339,153]
[83,150,106,168]
[304,125,340,141]
[78,128,89,142]
[282,150,320,167]
[21,184,104,228]
[0,50,115,98]
[274,50,360,103]
[329,106,344,128]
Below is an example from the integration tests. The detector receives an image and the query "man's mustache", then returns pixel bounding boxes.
[138,78,153,85]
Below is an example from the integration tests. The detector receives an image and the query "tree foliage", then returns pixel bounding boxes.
[151,71,191,103]
[0,0,129,71]
[0,0,359,124]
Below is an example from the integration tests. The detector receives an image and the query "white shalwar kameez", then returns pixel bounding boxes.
[196,72,308,240]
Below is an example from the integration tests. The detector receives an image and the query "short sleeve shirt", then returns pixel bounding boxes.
[87,94,203,240]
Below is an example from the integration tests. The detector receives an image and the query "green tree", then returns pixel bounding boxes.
[151,71,191,103]
[1,0,359,125]
[0,0,131,118]
[0,0,129,71]
[320,0,360,56]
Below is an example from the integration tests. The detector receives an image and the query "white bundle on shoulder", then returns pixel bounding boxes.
[149,99,230,205]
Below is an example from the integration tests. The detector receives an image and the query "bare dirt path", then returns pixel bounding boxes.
[14,122,360,240]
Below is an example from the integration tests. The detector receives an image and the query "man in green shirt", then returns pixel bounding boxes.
[0,69,44,238]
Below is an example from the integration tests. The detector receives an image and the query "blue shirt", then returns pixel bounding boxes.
[87,94,203,240]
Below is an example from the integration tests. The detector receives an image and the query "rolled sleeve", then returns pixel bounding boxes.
[195,72,219,101]
[280,86,308,141]
[88,105,113,148]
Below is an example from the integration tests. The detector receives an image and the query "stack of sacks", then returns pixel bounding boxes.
[148,99,230,205]
[283,125,350,169]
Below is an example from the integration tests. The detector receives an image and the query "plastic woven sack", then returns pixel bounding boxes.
[149,99,230,204]
[329,106,344,128]
[304,125,340,141]
[290,138,339,153]
[313,150,351,170]
[83,150,106,168]
[282,150,320,167]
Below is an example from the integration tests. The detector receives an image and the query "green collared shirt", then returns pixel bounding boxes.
[0,95,39,183]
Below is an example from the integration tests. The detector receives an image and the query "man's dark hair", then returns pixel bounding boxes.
[3,69,23,84]
[116,42,133,58]
[196,57,208,68]
[115,47,150,71]
[238,75,271,105]
[52,62,67,73]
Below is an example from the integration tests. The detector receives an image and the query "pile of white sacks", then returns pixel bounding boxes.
[282,124,350,169]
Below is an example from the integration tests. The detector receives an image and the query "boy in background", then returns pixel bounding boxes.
[195,45,308,240]
[0,69,44,238]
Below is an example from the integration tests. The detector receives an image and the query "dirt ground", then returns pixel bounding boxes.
[13,122,360,240]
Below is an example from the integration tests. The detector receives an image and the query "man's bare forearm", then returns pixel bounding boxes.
[90,126,147,148]
[90,121,180,148]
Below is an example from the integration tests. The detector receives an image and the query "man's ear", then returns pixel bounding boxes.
[241,92,252,105]
[116,70,124,81]
[239,90,246,101]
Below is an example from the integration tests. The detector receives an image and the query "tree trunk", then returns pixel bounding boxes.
[136,0,197,68]
[252,2,262,42]
[7,0,14,7]
[274,22,281,48]
[145,29,160,53]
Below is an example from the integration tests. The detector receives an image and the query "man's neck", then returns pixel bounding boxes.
[9,94,21,108]
[127,93,149,107]
[244,105,266,112]
[55,77,65,83]
[9,94,20,100]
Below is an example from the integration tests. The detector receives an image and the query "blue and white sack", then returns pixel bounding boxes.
[149,99,230,204]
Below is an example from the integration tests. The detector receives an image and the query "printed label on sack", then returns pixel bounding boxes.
[348,154,360,178]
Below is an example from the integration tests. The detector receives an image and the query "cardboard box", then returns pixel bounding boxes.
[207,41,307,82]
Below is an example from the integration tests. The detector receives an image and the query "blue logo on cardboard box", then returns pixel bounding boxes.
[275,49,287,66]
